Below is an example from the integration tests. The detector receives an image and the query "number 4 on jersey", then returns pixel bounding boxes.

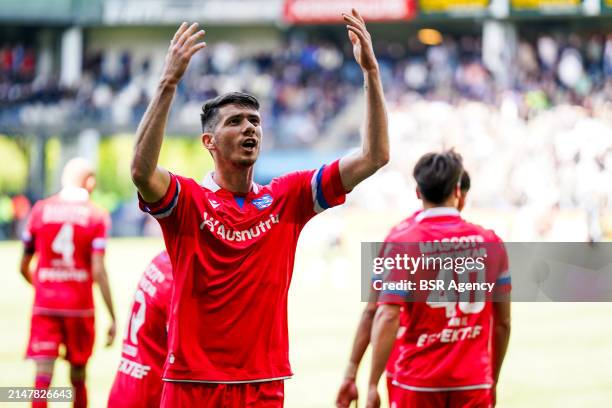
[51,223,75,265]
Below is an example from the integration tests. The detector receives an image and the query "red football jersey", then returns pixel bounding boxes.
[378,207,510,391]
[138,161,346,382]
[382,210,420,377]
[108,251,173,408]
[22,188,110,316]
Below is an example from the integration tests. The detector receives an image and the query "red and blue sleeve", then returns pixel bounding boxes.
[92,212,111,254]
[493,235,511,297]
[138,173,181,219]
[309,159,347,214]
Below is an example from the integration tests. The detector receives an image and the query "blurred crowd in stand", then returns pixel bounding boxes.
[1,32,611,145]
[1,31,611,240]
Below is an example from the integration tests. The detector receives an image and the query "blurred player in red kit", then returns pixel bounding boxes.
[366,151,511,408]
[130,9,389,408]
[107,251,173,408]
[336,171,471,408]
[20,158,116,408]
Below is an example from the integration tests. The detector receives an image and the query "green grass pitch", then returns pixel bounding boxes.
[1,228,611,407]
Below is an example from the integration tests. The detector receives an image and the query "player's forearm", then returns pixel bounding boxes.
[19,254,33,285]
[339,70,389,191]
[130,80,176,188]
[95,267,116,321]
[361,69,389,171]
[345,306,377,379]
[492,321,511,382]
[368,306,399,387]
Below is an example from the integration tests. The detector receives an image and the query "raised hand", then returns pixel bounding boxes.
[343,9,378,74]
[336,377,358,408]
[162,22,207,85]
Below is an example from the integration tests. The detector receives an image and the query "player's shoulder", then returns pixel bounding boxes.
[29,198,47,214]
[459,218,504,243]
[387,223,423,243]
[386,210,422,239]
[29,195,58,217]
[172,173,201,192]
[268,169,314,189]
[36,194,58,207]
[85,200,110,223]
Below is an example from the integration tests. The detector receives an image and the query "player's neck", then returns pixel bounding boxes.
[422,199,457,210]
[212,165,254,195]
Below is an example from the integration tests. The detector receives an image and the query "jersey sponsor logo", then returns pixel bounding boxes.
[208,198,221,209]
[416,325,483,347]
[38,267,88,282]
[118,357,151,379]
[199,211,280,242]
[252,194,273,210]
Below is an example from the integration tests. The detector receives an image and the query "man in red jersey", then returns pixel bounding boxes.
[336,172,471,408]
[130,9,389,408]
[20,158,116,408]
[108,251,173,408]
[366,151,511,408]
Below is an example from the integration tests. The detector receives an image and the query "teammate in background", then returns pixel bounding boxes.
[130,9,389,407]
[20,158,116,408]
[335,171,471,408]
[366,151,511,408]
[108,251,173,408]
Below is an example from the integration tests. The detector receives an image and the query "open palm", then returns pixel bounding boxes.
[344,9,378,73]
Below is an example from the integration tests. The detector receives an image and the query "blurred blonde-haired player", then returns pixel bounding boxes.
[21,158,116,408]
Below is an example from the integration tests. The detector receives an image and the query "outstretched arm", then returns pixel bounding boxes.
[131,22,207,202]
[339,9,389,192]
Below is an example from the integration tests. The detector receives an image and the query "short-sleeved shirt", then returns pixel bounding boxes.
[138,160,347,383]
[378,207,510,391]
[108,251,173,408]
[23,188,110,316]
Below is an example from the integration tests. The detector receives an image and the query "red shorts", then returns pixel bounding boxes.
[391,386,492,408]
[26,314,95,366]
[160,380,284,408]
[107,372,163,408]
[386,376,397,402]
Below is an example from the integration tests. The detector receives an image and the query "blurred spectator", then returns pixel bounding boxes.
[11,194,31,239]
[0,194,14,239]
[1,30,610,146]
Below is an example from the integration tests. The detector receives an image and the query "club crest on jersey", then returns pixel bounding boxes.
[252,194,273,210]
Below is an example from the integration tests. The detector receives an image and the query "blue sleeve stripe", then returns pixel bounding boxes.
[381,290,409,296]
[496,276,511,285]
[315,164,331,211]
[150,180,180,218]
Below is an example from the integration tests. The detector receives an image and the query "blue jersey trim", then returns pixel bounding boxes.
[315,165,330,210]
[234,196,246,209]
[496,276,511,285]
